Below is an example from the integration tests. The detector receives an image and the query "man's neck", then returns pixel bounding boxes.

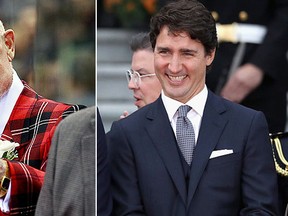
[0,71,24,136]
[0,71,13,100]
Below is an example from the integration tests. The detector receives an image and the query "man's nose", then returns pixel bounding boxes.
[168,55,182,73]
[128,79,139,89]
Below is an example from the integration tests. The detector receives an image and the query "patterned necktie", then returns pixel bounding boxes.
[176,105,195,165]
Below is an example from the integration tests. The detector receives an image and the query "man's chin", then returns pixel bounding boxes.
[135,100,144,109]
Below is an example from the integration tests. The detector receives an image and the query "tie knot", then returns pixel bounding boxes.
[178,105,191,117]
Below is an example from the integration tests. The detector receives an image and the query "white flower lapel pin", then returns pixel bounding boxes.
[0,140,20,160]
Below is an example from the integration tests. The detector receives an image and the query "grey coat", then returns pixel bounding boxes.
[35,106,96,216]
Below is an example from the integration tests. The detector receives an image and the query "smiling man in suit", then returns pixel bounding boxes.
[107,0,279,215]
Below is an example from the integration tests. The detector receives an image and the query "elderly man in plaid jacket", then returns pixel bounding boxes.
[0,21,85,215]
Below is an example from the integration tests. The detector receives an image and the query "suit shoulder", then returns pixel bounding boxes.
[223,97,260,116]
[21,83,86,114]
[210,91,260,116]
[121,102,154,122]
[62,106,95,124]
[109,102,156,133]
[56,106,95,131]
[220,97,268,128]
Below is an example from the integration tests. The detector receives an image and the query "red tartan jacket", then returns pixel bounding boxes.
[0,82,85,215]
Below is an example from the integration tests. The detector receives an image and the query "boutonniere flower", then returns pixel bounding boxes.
[0,140,19,160]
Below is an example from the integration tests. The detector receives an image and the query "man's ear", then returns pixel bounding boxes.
[206,48,216,66]
[4,29,15,62]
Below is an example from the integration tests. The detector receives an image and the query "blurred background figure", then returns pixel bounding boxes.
[204,0,288,134]
[12,5,36,85]
[99,0,156,30]
[36,0,95,106]
[96,2,163,130]
[0,0,36,85]
[121,32,161,118]
[0,0,95,107]
[98,1,158,130]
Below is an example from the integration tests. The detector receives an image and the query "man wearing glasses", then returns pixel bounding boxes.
[121,32,162,118]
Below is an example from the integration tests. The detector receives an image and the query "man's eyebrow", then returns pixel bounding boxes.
[155,46,170,51]
[180,48,198,53]
[156,46,197,52]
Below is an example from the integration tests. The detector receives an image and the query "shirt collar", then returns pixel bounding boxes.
[162,85,208,122]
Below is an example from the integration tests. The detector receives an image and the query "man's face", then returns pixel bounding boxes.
[128,49,162,108]
[154,26,215,103]
[0,29,15,96]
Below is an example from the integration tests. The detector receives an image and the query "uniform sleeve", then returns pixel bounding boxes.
[250,0,288,80]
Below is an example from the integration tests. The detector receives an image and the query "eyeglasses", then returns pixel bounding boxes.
[126,69,156,88]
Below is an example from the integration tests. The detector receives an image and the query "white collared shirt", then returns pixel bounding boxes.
[0,70,24,213]
[162,85,208,144]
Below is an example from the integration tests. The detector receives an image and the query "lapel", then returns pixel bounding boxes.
[145,97,187,204]
[187,91,228,206]
[1,122,13,141]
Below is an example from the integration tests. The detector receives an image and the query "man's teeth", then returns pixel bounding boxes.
[169,75,186,81]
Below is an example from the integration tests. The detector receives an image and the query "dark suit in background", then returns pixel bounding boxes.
[97,108,113,216]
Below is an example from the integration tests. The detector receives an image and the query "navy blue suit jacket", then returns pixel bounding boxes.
[107,91,279,215]
[98,108,113,216]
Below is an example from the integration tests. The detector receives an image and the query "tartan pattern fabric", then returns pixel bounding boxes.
[0,81,85,216]
[176,105,195,165]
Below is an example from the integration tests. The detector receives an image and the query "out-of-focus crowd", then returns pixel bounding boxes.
[0,0,95,106]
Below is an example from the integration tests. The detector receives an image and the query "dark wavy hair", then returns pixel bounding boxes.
[149,0,218,68]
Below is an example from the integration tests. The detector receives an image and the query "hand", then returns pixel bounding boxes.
[0,159,10,197]
[220,63,263,103]
[0,159,7,179]
[120,111,129,119]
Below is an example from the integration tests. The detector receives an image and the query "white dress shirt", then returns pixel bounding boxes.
[0,71,24,136]
[0,71,24,213]
[161,85,208,144]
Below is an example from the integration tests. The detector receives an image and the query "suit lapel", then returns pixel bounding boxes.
[187,91,228,206]
[145,98,187,204]
[1,122,14,142]
[1,85,36,153]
